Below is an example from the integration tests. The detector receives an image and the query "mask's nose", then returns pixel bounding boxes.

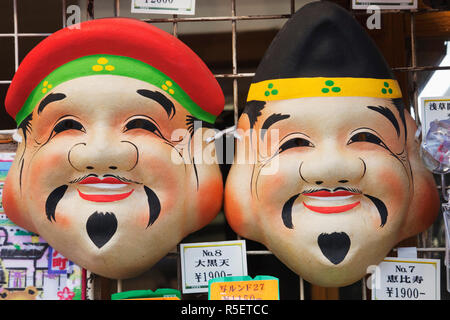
[299,144,366,187]
[68,136,138,173]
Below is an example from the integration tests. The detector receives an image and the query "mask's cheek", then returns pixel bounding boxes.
[196,175,223,225]
[136,209,152,229]
[255,159,298,211]
[3,145,41,232]
[53,212,72,230]
[15,149,71,232]
[224,187,245,233]
[258,173,288,198]
[27,149,69,191]
[366,165,410,230]
[3,172,37,232]
[131,152,187,229]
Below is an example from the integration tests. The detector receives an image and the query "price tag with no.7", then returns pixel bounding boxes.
[371,257,440,300]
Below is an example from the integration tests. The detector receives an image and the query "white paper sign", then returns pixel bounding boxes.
[131,0,196,15]
[371,257,441,300]
[420,97,450,140]
[180,240,247,294]
[352,0,417,10]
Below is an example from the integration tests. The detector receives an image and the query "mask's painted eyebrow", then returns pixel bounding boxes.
[38,93,67,114]
[367,105,400,137]
[261,113,290,140]
[137,89,176,119]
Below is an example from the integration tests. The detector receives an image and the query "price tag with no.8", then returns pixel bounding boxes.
[131,0,196,15]
[180,240,247,294]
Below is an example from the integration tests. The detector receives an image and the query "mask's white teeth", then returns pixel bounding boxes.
[81,183,129,190]
[306,195,354,201]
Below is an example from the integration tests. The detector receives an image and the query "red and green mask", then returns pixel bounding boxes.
[3,18,224,279]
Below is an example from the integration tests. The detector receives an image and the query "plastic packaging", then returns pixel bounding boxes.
[420,118,450,174]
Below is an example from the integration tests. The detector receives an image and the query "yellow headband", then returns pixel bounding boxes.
[247,77,402,101]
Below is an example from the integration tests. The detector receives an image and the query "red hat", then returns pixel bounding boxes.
[5,18,224,125]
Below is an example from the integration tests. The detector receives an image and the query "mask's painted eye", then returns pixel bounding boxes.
[279,137,313,153]
[53,119,84,134]
[348,132,387,148]
[124,118,163,137]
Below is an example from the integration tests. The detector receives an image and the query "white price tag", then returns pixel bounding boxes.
[180,240,247,294]
[420,97,450,140]
[352,0,417,9]
[371,257,441,300]
[131,0,196,15]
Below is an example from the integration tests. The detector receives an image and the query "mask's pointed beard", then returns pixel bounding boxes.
[317,232,351,265]
[45,185,68,222]
[86,212,118,249]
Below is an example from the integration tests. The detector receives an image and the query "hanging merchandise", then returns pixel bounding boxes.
[2,18,225,280]
[443,197,450,293]
[224,1,441,287]
[420,118,450,174]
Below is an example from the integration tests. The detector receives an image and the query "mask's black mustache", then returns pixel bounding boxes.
[103,174,142,184]
[144,186,161,228]
[301,187,362,195]
[46,185,68,222]
[69,174,95,184]
[364,194,388,227]
[282,194,300,229]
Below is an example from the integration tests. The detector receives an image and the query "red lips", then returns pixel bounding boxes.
[77,175,133,202]
[303,189,360,214]
[77,189,134,202]
[78,176,129,185]
[302,190,358,197]
[303,201,360,214]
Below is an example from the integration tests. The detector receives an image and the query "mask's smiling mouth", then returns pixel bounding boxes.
[76,175,135,202]
[79,176,130,189]
[282,188,388,229]
[302,188,361,214]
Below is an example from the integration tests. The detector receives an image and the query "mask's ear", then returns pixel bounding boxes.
[182,126,223,234]
[224,114,262,241]
[3,129,37,233]
[400,112,440,240]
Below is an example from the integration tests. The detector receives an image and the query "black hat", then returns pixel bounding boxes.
[247,1,402,102]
